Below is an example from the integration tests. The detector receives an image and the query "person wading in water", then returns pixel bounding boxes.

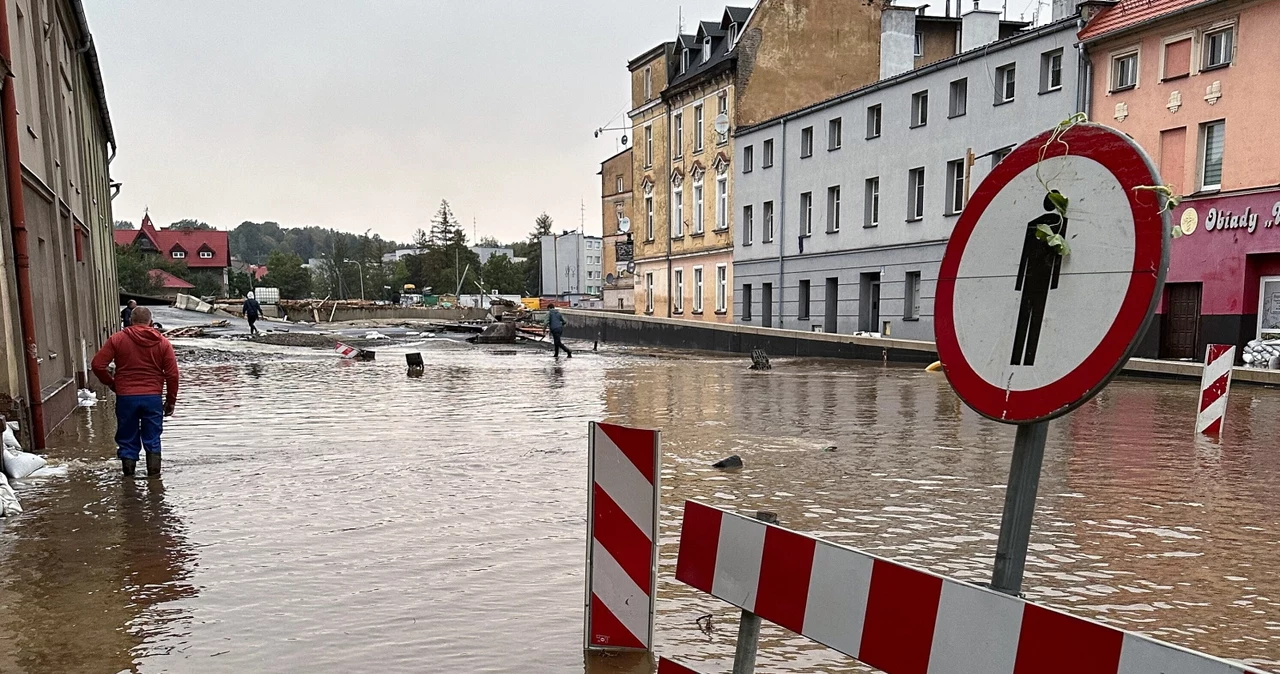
[91,306,180,477]
[546,305,572,358]
[244,292,263,336]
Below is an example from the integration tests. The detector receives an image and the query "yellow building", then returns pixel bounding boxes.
[600,147,634,311]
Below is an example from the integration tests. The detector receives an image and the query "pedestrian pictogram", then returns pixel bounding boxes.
[937,122,1169,424]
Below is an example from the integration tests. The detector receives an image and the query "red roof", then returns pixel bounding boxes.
[250,265,269,281]
[1079,0,1217,42]
[148,269,196,289]
[114,213,230,268]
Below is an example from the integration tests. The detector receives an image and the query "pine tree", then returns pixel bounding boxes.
[428,200,459,249]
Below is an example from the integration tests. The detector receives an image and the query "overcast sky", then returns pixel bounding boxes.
[84,0,1029,246]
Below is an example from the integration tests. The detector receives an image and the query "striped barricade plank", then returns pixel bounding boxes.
[585,423,660,651]
[657,657,710,673]
[675,500,1265,674]
[1197,344,1235,435]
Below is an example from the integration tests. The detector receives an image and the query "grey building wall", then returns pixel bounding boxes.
[540,234,604,297]
[732,18,1081,341]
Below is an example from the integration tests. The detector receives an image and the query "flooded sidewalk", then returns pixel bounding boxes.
[1,342,1278,673]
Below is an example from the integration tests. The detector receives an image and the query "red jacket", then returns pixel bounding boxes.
[91,326,180,405]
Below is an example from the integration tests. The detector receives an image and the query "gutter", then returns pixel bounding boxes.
[0,1,44,448]
[776,118,786,328]
[69,0,115,151]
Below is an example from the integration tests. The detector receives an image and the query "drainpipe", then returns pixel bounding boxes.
[1076,16,1091,116]
[776,118,787,328]
[0,2,45,448]
[665,102,674,318]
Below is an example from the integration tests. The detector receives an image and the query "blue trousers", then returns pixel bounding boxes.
[115,394,164,460]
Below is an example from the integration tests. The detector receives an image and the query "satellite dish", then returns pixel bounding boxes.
[626,261,636,273]
[618,217,631,233]
[713,113,730,136]
[605,273,616,285]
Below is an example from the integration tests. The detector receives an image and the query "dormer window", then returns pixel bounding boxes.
[172,250,186,259]
[681,48,689,74]
[702,37,712,63]
[729,23,739,46]
[199,250,214,259]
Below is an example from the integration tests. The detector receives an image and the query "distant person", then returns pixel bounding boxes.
[121,300,136,328]
[546,305,572,359]
[244,292,262,336]
[91,306,180,477]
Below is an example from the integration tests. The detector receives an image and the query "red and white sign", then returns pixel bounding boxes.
[936,123,1168,423]
[675,500,1264,674]
[334,342,359,359]
[1197,344,1235,436]
[585,422,660,651]
[657,658,703,674]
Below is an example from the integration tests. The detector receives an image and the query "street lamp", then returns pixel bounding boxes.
[343,259,365,301]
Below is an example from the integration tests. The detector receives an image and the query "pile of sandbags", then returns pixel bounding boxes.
[2,422,45,480]
[1242,339,1280,369]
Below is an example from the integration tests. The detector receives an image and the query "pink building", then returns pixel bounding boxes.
[1081,0,1280,359]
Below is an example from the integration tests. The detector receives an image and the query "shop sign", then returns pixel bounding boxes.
[1176,192,1280,236]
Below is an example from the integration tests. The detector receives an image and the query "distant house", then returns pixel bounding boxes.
[147,269,196,300]
[114,213,231,289]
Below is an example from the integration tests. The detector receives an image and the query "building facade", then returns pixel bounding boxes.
[1080,0,1280,359]
[0,0,118,446]
[539,233,604,298]
[734,13,1081,338]
[115,213,231,290]
[600,147,634,311]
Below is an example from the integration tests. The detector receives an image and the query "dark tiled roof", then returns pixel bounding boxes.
[668,29,734,89]
[723,6,752,26]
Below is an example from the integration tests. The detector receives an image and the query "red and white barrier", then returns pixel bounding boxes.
[584,422,660,651]
[657,657,703,674]
[334,342,359,359]
[1197,344,1236,436]
[675,500,1265,674]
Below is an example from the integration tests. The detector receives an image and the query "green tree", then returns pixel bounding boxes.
[479,253,524,295]
[113,220,135,230]
[262,251,312,299]
[428,200,460,247]
[522,212,553,296]
[228,269,254,298]
[115,245,196,294]
[169,219,214,231]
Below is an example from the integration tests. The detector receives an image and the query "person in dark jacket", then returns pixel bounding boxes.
[121,300,136,328]
[546,305,572,358]
[91,307,180,477]
[244,292,263,336]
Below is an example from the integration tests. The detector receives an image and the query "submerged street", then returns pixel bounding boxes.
[1,343,1278,673]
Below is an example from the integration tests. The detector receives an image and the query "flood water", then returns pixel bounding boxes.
[1,340,1278,674]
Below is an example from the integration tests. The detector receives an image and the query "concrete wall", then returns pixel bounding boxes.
[733,20,1080,341]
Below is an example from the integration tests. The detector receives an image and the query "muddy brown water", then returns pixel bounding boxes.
[0,341,1277,673]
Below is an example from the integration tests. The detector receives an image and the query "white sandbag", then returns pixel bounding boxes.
[1271,355,1280,370]
[0,473,19,516]
[2,447,45,479]
[77,388,97,407]
[2,424,20,451]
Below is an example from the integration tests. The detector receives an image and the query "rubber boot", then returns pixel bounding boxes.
[146,453,162,477]
[122,458,137,476]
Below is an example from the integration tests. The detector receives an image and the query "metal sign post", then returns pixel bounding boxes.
[935,122,1169,596]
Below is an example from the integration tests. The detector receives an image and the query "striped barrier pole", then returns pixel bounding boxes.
[584,422,660,652]
[1196,344,1236,436]
[675,500,1266,674]
[658,657,705,674]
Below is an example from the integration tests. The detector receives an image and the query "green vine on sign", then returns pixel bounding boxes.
[1132,184,1184,237]
[1033,114,1088,258]
[1035,190,1071,256]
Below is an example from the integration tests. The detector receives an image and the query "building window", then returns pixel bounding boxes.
[1040,49,1063,92]
[716,175,728,230]
[672,183,684,237]
[865,177,879,227]
[762,139,775,167]
[729,22,739,45]
[1162,37,1192,80]
[800,126,814,158]
[743,204,753,245]
[616,175,624,193]
[799,279,811,320]
[74,229,84,262]
[1200,120,1225,190]
[743,145,754,173]
[644,124,653,167]
[949,78,967,118]
[867,104,882,138]
[1111,50,1138,91]
[995,64,1016,103]
[673,268,685,313]
[914,31,924,58]
[827,185,841,233]
[693,178,705,234]
[702,37,712,63]
[992,146,1013,167]
[717,92,729,144]
[681,49,689,74]
[907,167,925,221]
[911,91,928,127]
[644,66,652,100]
[828,117,842,150]
[905,271,921,320]
[200,250,214,259]
[694,105,704,152]
[742,283,752,320]
[800,191,813,236]
[673,113,683,159]
[645,195,655,241]
[1203,25,1234,70]
[172,250,186,259]
[946,159,965,215]
[716,264,727,313]
[763,200,775,242]
[645,272,655,313]
[693,267,704,313]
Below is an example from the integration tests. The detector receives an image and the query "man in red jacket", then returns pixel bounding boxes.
[91,306,180,477]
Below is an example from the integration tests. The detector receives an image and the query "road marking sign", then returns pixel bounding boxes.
[1197,344,1235,435]
[585,422,660,651]
[674,500,1266,674]
[936,123,1168,423]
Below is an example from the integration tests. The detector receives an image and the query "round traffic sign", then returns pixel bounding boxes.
[935,123,1169,424]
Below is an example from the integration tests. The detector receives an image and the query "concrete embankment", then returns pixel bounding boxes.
[561,309,1280,387]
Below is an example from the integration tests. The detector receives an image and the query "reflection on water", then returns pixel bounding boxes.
[0,343,1276,673]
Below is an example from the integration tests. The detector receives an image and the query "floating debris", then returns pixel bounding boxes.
[713,455,743,469]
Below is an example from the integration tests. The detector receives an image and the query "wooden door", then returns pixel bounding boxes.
[1161,283,1201,359]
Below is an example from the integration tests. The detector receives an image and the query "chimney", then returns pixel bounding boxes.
[880,6,917,80]
[1051,0,1082,21]
[961,5,1001,52]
